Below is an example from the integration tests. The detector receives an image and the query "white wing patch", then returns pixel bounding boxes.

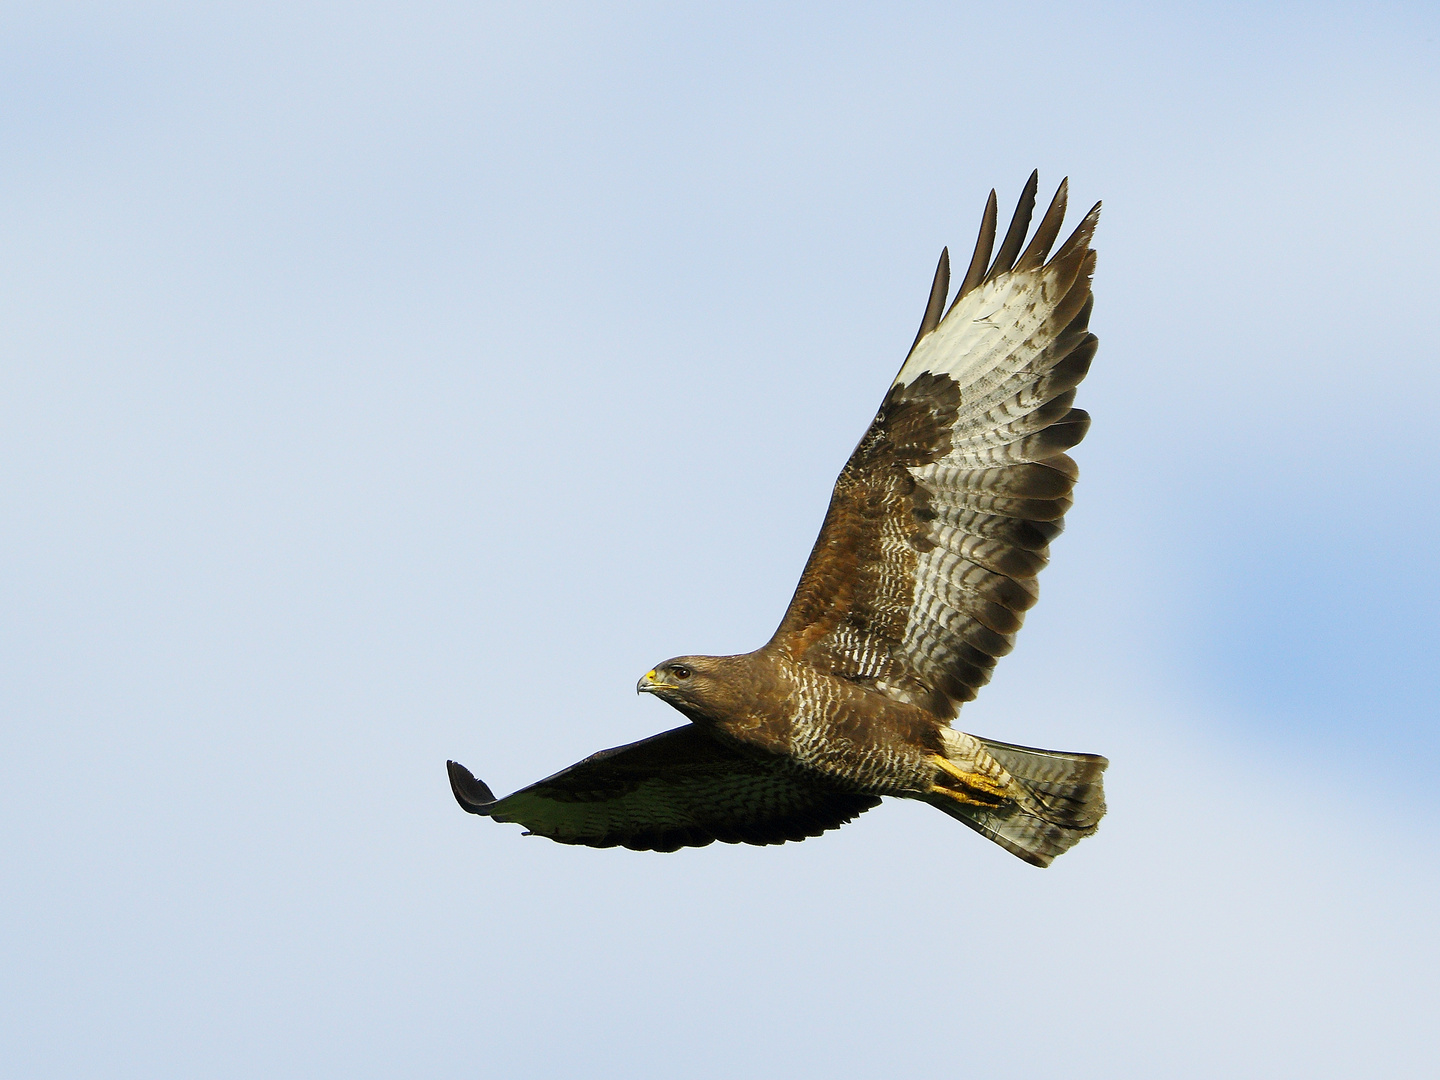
[893,270,1056,391]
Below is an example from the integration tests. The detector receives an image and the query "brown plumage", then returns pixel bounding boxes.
[448,175,1108,866]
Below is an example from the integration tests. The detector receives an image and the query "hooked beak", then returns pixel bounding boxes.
[637,669,662,694]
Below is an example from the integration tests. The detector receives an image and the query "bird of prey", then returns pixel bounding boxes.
[448,174,1107,866]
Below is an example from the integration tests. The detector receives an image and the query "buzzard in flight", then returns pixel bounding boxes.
[448,174,1107,866]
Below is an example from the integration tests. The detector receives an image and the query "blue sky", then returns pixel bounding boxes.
[3,3,1437,1077]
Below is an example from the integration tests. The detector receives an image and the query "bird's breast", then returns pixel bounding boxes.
[713,658,941,795]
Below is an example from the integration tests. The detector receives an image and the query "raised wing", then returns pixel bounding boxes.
[447,724,880,851]
[771,174,1099,719]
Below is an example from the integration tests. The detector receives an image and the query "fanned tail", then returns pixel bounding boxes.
[927,737,1107,867]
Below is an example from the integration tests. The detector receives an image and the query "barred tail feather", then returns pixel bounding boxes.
[928,737,1107,868]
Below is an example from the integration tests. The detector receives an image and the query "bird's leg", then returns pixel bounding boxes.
[926,752,1010,808]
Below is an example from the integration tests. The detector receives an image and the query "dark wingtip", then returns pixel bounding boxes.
[984,170,1040,283]
[1016,177,1069,271]
[952,189,999,310]
[447,760,498,815]
[906,246,951,357]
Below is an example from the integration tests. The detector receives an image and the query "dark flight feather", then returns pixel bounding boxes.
[952,189,998,308]
[908,247,951,357]
[984,169,1039,281]
[1015,177,1068,271]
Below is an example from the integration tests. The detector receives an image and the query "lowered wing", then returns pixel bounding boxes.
[447,724,880,852]
[770,174,1099,719]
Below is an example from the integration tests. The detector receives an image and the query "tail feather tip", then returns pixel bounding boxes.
[930,736,1108,867]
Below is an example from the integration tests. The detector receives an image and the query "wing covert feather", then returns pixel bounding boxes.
[771,179,1100,719]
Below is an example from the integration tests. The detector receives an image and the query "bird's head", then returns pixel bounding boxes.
[637,655,738,722]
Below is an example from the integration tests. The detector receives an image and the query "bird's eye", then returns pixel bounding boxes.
[672,665,691,680]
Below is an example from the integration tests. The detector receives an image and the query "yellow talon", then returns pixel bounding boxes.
[928,753,1010,806]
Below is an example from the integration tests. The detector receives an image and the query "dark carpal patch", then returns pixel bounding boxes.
[862,372,963,469]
